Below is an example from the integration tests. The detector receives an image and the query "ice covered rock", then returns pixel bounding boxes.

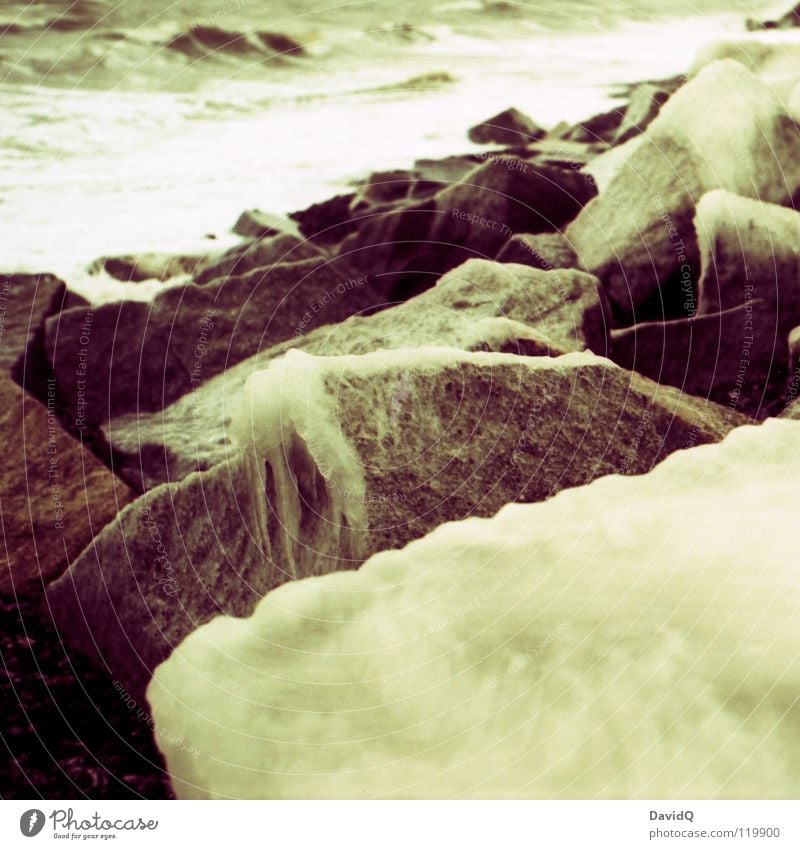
[467,107,545,146]
[50,346,738,698]
[45,256,387,429]
[148,418,800,799]
[99,260,610,489]
[690,39,800,97]
[567,60,800,322]
[0,375,132,596]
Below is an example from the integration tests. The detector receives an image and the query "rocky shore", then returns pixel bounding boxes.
[4,21,800,798]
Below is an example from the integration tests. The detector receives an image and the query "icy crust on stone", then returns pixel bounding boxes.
[149,418,800,799]
[231,347,599,579]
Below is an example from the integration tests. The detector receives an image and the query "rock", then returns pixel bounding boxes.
[412,153,486,183]
[567,60,800,323]
[289,193,359,245]
[46,450,268,702]
[610,301,787,418]
[100,260,610,489]
[0,273,84,374]
[146,417,800,800]
[467,107,545,146]
[496,232,579,270]
[89,254,206,283]
[193,233,322,286]
[559,105,624,144]
[695,190,800,321]
[691,40,800,97]
[746,3,800,30]
[0,375,133,597]
[612,83,670,145]
[231,209,300,240]
[44,256,389,429]
[355,169,420,206]
[50,346,740,701]
[343,158,597,298]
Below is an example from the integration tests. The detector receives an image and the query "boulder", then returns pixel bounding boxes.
[193,233,322,285]
[0,375,133,597]
[231,209,300,240]
[147,418,800,800]
[467,107,545,146]
[690,40,800,97]
[612,83,670,145]
[558,105,624,144]
[746,3,800,29]
[695,189,800,322]
[44,256,389,429]
[0,273,84,374]
[566,60,800,323]
[342,158,597,298]
[610,301,788,418]
[89,254,206,283]
[289,193,359,245]
[496,232,579,270]
[100,260,610,489]
[49,346,740,701]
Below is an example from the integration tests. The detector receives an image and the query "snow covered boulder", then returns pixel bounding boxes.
[695,190,800,322]
[45,256,388,429]
[690,39,800,98]
[148,418,800,799]
[566,60,800,322]
[100,260,610,489]
[50,347,739,699]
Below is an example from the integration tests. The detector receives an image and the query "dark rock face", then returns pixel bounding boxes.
[289,193,359,245]
[98,259,610,490]
[44,257,390,429]
[193,233,322,285]
[567,61,800,324]
[342,158,597,298]
[0,273,85,375]
[610,302,785,419]
[0,375,133,597]
[47,347,740,702]
[468,107,545,146]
